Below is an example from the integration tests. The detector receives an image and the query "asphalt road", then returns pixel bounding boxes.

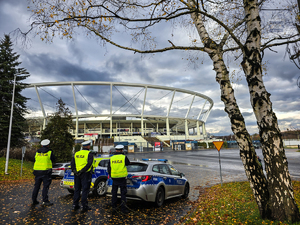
[1,148,299,225]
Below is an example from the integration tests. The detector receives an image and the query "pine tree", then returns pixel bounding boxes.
[0,35,30,150]
[41,99,74,162]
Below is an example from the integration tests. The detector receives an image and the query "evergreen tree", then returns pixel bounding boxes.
[0,35,30,150]
[41,99,73,162]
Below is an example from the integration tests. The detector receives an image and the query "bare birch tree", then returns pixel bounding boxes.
[21,0,300,222]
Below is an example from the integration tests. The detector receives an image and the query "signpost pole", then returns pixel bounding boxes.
[21,146,26,176]
[213,141,224,187]
[218,150,223,186]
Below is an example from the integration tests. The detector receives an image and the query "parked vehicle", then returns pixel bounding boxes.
[60,155,111,196]
[52,162,71,177]
[253,144,260,149]
[106,158,189,207]
[108,147,128,155]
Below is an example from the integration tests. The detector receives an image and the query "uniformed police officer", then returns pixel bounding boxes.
[107,145,130,214]
[32,139,55,206]
[71,140,94,212]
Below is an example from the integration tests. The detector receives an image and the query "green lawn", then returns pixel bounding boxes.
[0,157,34,181]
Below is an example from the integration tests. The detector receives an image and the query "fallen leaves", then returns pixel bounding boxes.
[0,179,192,225]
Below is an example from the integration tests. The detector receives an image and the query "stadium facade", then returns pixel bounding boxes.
[25,81,213,147]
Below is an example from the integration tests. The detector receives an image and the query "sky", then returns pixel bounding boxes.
[0,0,299,136]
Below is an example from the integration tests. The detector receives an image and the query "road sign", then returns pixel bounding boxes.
[213,141,224,186]
[213,141,224,151]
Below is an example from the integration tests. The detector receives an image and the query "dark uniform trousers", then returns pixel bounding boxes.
[112,178,127,210]
[73,172,92,208]
[32,174,52,202]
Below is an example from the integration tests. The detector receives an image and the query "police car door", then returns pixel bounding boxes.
[94,159,109,178]
[158,164,175,197]
[167,164,184,195]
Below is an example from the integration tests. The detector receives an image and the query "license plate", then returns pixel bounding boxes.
[64,181,74,186]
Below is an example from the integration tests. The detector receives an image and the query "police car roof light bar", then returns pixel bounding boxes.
[142,158,168,162]
[96,154,111,158]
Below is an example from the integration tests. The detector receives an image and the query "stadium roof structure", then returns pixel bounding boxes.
[26,81,213,140]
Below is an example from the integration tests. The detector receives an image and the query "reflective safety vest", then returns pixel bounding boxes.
[33,151,52,170]
[110,154,128,178]
[75,150,92,172]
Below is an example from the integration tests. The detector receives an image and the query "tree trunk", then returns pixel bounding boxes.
[189,3,270,218]
[211,51,270,218]
[241,0,300,222]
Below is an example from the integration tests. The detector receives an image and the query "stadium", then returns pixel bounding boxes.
[24,81,214,151]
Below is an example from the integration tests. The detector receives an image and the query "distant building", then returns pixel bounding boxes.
[24,81,214,147]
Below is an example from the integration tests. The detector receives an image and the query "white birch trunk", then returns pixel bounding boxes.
[241,0,300,221]
[187,0,269,217]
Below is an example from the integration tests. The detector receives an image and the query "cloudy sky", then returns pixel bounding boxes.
[1,0,299,136]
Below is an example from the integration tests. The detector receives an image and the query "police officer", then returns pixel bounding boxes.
[32,139,55,206]
[71,140,94,212]
[107,145,130,214]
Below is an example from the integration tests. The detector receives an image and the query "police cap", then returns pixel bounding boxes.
[82,140,92,146]
[115,145,124,150]
[41,139,50,146]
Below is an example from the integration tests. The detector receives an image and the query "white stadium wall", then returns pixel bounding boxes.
[25,81,213,142]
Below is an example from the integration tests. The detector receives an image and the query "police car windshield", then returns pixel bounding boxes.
[127,163,148,172]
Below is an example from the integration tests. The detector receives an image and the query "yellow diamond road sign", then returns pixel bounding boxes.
[213,141,224,151]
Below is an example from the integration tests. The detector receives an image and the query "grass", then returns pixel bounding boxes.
[0,157,34,182]
[182,181,300,225]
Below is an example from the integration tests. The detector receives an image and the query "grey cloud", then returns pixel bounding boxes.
[23,53,113,82]
[209,109,228,118]
[242,112,253,117]
[2,0,299,137]
[68,41,85,64]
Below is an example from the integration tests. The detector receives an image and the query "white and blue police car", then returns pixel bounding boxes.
[106,159,189,207]
[60,155,112,197]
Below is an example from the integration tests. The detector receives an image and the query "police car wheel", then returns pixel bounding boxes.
[67,189,74,194]
[155,187,165,207]
[182,183,189,198]
[93,179,107,197]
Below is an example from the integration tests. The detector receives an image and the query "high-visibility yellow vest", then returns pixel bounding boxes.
[110,154,128,178]
[75,150,92,172]
[33,151,52,170]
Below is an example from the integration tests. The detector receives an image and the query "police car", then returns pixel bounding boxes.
[60,155,111,197]
[106,159,189,207]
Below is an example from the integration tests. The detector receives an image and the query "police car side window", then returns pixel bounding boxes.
[99,159,109,167]
[152,165,159,173]
[168,164,180,176]
[160,165,171,175]
[104,160,109,167]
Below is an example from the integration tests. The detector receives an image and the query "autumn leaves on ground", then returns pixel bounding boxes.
[182,181,300,225]
[1,157,300,224]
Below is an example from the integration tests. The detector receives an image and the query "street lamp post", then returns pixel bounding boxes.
[5,74,17,175]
